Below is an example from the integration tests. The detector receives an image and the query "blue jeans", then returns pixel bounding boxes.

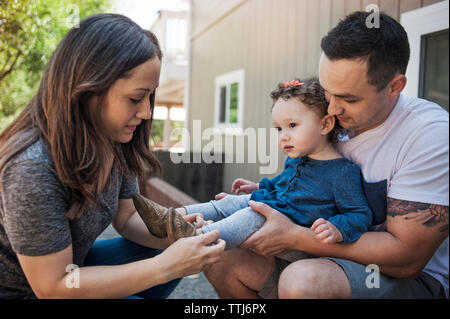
[84,236,181,299]
[184,194,266,250]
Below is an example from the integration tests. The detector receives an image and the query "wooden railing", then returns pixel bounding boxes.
[142,177,199,208]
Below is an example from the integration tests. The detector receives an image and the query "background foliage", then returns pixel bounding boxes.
[0,0,111,131]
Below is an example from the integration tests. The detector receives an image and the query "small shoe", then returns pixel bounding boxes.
[132,193,169,238]
[166,207,196,243]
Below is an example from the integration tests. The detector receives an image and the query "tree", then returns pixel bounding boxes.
[0,0,111,129]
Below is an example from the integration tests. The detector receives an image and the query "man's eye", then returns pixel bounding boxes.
[289,123,296,128]
[345,100,358,104]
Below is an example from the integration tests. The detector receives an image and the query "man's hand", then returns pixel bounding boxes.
[240,200,300,256]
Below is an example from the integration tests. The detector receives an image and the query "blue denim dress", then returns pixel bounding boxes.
[250,156,373,243]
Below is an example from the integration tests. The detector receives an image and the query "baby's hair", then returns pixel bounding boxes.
[270,77,345,144]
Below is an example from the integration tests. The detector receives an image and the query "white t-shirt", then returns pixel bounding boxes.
[337,93,449,297]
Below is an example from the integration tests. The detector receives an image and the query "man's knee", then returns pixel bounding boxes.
[278,258,350,299]
[204,251,235,287]
[204,248,274,298]
[206,248,269,274]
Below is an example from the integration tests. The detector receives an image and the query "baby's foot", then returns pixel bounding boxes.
[310,218,344,244]
[132,193,169,238]
[166,207,197,243]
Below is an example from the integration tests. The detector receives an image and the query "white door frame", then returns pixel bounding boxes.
[401,0,449,98]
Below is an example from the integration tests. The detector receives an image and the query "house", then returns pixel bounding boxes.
[184,0,449,192]
[150,9,189,151]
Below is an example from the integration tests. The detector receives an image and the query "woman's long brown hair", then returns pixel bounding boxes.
[0,14,161,219]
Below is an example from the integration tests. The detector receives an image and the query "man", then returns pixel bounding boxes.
[205,11,449,299]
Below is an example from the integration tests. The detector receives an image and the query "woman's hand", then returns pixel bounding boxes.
[158,230,225,281]
[240,200,300,257]
[183,213,213,235]
[231,178,259,195]
[183,213,212,228]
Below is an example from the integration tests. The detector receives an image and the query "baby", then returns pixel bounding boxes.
[133,78,373,249]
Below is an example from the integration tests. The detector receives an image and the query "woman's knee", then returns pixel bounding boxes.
[278,258,350,299]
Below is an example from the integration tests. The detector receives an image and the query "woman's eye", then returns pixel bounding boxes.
[130,98,143,104]
[289,123,296,128]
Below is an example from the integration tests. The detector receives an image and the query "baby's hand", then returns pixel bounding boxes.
[311,218,343,244]
[231,178,259,194]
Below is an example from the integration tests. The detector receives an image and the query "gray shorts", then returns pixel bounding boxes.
[258,251,447,299]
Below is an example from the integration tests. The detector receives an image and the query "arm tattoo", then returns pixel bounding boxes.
[387,198,449,233]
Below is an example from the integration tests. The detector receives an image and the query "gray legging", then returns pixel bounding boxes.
[183,194,265,250]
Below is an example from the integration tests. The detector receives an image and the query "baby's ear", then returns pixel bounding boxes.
[321,114,335,136]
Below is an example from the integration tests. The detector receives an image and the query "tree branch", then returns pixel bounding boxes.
[0,49,22,83]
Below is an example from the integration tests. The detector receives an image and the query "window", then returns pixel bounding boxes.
[214,69,245,133]
[401,1,449,111]
[419,30,449,110]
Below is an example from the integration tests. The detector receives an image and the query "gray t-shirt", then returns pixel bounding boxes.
[0,139,139,298]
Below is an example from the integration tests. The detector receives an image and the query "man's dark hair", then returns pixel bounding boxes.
[321,11,410,91]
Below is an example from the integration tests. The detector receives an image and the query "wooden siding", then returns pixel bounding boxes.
[191,0,246,39]
[188,0,442,191]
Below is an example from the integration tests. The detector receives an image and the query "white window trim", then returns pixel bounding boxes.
[401,0,449,98]
[214,69,245,135]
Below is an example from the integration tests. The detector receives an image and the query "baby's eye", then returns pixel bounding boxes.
[289,123,296,128]
[275,127,282,132]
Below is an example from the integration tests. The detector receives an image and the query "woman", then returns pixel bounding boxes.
[0,13,225,299]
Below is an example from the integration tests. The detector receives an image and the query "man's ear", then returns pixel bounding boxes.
[321,114,335,136]
[388,74,407,98]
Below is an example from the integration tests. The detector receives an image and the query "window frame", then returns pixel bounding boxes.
[401,0,449,98]
[214,69,245,134]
